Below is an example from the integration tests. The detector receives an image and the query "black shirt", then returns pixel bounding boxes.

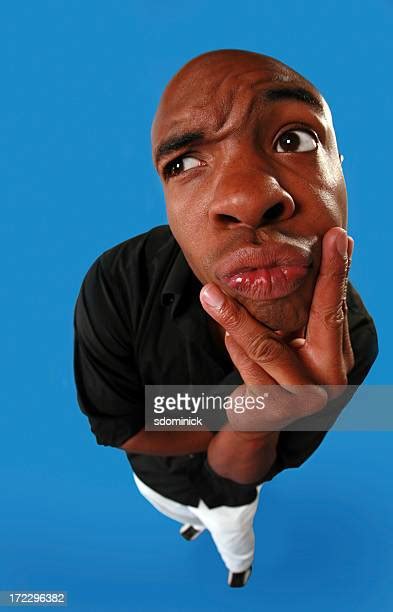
[73,225,379,508]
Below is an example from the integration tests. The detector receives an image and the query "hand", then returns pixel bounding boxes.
[199,227,355,433]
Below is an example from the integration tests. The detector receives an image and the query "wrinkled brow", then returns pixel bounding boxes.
[155,131,205,166]
[154,85,324,166]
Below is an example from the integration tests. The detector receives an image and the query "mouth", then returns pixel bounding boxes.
[221,265,311,300]
[217,244,313,301]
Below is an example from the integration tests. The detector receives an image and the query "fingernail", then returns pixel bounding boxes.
[336,229,348,257]
[200,285,225,309]
[290,338,306,348]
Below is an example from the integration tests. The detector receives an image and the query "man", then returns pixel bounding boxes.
[73,49,378,587]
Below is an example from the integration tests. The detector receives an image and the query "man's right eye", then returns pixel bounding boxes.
[163,155,202,180]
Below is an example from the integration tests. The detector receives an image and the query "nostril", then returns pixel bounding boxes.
[217,213,239,223]
[263,202,284,222]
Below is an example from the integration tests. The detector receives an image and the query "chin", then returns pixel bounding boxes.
[239,295,309,335]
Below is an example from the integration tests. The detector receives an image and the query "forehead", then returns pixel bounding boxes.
[151,56,329,154]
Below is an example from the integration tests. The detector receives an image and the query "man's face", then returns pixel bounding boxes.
[151,50,347,334]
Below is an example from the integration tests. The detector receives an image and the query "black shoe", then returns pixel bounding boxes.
[228,565,253,588]
[179,524,204,541]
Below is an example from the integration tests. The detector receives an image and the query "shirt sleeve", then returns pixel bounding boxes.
[73,256,145,447]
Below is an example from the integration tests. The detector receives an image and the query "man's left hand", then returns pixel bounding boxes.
[199,227,355,432]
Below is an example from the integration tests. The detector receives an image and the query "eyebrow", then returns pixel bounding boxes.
[154,86,324,166]
[155,131,205,167]
[263,86,324,112]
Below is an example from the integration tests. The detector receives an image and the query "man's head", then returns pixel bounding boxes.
[151,49,347,334]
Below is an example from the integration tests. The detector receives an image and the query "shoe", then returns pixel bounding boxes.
[179,524,204,541]
[228,565,252,588]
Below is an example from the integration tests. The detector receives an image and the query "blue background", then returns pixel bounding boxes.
[1,1,392,610]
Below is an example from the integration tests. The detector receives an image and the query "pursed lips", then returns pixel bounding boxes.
[216,244,313,301]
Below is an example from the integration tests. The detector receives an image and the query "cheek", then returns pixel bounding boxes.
[166,206,193,246]
[165,196,209,276]
[333,175,348,227]
[289,160,347,229]
[313,153,347,225]
[165,191,207,240]
[310,183,346,227]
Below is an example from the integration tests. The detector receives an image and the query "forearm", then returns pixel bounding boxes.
[119,429,215,455]
[207,426,280,484]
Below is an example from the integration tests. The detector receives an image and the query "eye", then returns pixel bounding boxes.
[274,129,318,153]
[163,155,203,180]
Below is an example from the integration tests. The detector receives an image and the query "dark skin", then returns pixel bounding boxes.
[121,49,355,484]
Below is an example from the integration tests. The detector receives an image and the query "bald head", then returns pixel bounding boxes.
[149,48,346,334]
[151,49,331,155]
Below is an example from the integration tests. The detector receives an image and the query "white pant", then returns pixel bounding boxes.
[133,473,263,573]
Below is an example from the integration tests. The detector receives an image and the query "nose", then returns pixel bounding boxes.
[208,160,295,230]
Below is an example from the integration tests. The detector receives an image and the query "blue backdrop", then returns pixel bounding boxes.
[1,1,392,610]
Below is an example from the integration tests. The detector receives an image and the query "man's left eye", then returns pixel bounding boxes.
[274,129,318,153]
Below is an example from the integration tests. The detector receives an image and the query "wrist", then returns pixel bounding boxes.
[229,427,280,443]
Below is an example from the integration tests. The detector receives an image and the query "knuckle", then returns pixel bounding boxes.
[321,267,348,282]
[300,385,329,415]
[247,334,286,364]
[320,267,349,294]
[218,302,244,329]
[310,303,345,329]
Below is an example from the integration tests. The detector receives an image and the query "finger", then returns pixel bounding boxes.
[347,235,354,262]
[306,226,348,362]
[343,237,355,374]
[342,307,355,375]
[224,332,276,385]
[200,283,318,387]
[343,235,353,311]
[224,333,326,430]
[289,337,306,349]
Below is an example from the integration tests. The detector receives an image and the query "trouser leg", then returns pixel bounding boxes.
[132,473,205,529]
[188,485,263,573]
[133,472,262,573]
